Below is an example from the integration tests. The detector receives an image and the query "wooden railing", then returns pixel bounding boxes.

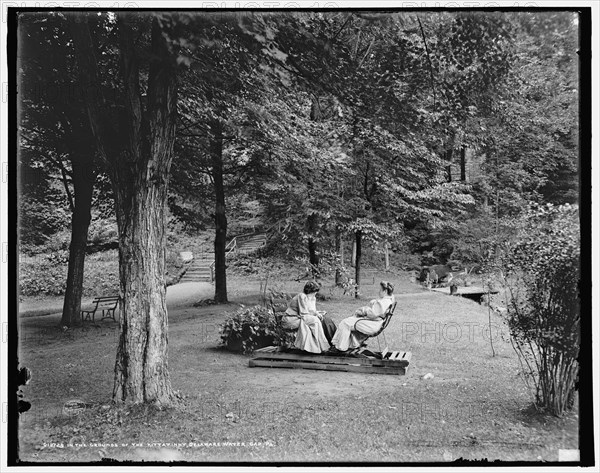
[225,237,237,257]
[209,237,238,282]
[208,234,266,282]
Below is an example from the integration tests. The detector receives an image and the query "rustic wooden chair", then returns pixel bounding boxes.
[268,292,296,349]
[352,301,397,353]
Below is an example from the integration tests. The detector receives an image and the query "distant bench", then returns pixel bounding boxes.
[81,296,120,323]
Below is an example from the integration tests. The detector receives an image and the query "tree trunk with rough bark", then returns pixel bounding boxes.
[211,119,228,303]
[71,15,177,405]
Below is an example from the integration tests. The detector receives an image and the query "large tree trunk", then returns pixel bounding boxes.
[211,119,228,303]
[60,160,95,327]
[112,168,173,404]
[72,15,177,405]
[354,230,362,298]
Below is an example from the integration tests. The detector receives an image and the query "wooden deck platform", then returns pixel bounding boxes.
[249,346,411,375]
[431,286,498,302]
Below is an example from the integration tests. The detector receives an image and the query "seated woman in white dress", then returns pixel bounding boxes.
[281,281,331,354]
[331,281,395,352]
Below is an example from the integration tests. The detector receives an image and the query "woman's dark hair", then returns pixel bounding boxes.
[303,281,321,294]
[380,281,394,295]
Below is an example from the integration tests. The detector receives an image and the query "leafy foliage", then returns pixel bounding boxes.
[19,250,119,298]
[498,203,580,416]
[219,305,280,354]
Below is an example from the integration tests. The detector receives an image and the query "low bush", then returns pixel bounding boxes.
[19,253,70,297]
[86,219,119,253]
[20,243,188,297]
[498,203,580,416]
[19,250,120,298]
[219,305,282,354]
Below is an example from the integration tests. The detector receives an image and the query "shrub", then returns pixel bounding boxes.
[19,249,119,298]
[87,219,119,252]
[19,253,69,297]
[19,198,71,246]
[498,203,580,416]
[219,305,281,354]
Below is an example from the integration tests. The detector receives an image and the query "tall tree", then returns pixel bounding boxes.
[70,13,178,405]
[173,15,267,302]
[18,14,99,326]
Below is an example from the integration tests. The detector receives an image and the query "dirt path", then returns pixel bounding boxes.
[19,281,214,318]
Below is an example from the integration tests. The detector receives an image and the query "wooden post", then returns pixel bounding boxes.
[354,230,362,298]
[352,239,356,267]
[335,231,344,286]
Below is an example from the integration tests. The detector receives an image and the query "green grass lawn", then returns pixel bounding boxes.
[16,272,578,463]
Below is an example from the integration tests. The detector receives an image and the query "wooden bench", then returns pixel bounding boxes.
[81,295,120,323]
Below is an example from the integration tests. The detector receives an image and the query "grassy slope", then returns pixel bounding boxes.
[17,272,578,463]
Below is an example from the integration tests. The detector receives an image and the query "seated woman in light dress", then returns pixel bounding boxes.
[331,281,395,352]
[280,281,333,354]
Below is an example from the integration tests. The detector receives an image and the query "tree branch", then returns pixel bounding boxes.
[58,161,75,213]
[358,38,375,69]
[331,13,353,42]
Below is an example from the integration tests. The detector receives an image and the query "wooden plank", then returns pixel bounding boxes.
[431,286,499,295]
[249,359,406,375]
[254,345,279,353]
[251,352,410,368]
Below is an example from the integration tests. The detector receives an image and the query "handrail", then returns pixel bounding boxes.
[209,260,215,282]
[233,232,258,241]
[225,237,237,257]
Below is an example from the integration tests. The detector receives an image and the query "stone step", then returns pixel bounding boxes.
[181,277,212,282]
[240,237,265,243]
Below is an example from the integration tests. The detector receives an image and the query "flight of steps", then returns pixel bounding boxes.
[178,233,267,283]
[180,250,214,283]
[236,233,267,255]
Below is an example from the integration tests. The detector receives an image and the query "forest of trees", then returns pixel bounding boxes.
[17,10,580,405]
